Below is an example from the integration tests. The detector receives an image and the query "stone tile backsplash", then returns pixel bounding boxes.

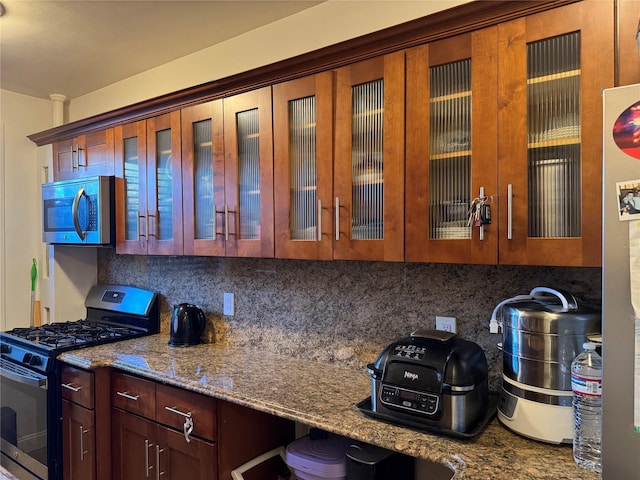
[98,249,601,390]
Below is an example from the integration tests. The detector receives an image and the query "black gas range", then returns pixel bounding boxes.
[0,284,159,480]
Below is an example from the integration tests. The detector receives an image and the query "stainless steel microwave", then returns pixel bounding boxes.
[42,175,115,245]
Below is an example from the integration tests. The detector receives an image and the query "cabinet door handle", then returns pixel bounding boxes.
[164,405,191,418]
[479,186,485,241]
[138,213,146,238]
[156,445,165,480]
[145,439,153,478]
[224,205,229,241]
[507,184,513,240]
[62,383,82,392]
[116,391,140,401]
[212,204,217,241]
[317,199,322,242]
[71,146,77,171]
[76,145,86,167]
[79,425,88,461]
[335,197,340,241]
[147,213,157,238]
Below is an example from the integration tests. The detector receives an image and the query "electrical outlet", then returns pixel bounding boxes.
[223,293,235,316]
[436,316,457,333]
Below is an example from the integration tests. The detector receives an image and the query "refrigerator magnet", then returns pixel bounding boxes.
[617,179,640,221]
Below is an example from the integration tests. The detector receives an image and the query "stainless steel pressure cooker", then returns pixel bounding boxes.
[494,286,601,444]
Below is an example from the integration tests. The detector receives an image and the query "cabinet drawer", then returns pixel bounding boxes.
[111,371,155,420]
[61,365,94,409]
[156,383,216,441]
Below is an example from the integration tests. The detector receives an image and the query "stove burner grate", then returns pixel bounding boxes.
[5,320,142,348]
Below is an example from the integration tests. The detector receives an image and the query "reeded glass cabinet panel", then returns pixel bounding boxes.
[237,109,261,240]
[223,87,274,258]
[289,96,317,240]
[405,30,498,264]
[145,111,182,255]
[192,119,215,240]
[123,137,140,241]
[273,72,333,260]
[115,120,148,255]
[498,1,612,266]
[526,32,581,238]
[334,52,404,261]
[155,129,174,241]
[181,100,224,257]
[351,79,384,240]
[429,59,472,240]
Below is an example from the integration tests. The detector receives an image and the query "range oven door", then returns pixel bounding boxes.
[0,358,50,480]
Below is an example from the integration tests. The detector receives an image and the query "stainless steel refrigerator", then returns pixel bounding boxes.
[602,83,640,478]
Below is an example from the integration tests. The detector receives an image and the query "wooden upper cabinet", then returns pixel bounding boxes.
[616,0,640,87]
[273,72,334,260]
[146,112,183,255]
[223,87,274,258]
[114,112,183,255]
[334,52,405,261]
[45,0,615,267]
[405,28,499,264]
[497,0,613,266]
[115,121,148,255]
[52,129,115,181]
[181,100,226,256]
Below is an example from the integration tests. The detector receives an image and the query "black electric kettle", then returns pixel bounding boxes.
[169,303,206,347]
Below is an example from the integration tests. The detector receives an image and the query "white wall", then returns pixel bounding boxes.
[0,90,51,330]
[70,0,469,120]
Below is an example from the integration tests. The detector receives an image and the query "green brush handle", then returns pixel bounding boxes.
[31,258,37,292]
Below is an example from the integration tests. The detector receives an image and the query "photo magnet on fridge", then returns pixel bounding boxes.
[617,179,640,221]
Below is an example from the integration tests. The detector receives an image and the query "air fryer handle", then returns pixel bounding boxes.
[529,286,578,312]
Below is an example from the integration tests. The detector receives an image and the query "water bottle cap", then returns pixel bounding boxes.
[583,342,596,350]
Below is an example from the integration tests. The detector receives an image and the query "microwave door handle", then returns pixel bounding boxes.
[72,187,88,240]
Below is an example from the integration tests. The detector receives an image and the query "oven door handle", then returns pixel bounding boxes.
[0,358,47,389]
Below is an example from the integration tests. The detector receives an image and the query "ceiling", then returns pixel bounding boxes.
[0,0,324,100]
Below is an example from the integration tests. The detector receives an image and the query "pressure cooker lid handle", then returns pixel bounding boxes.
[529,286,578,312]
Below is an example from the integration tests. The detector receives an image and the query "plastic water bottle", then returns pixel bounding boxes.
[570,342,602,473]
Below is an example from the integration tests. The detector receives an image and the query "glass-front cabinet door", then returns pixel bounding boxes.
[497,0,613,266]
[334,52,405,261]
[273,72,333,260]
[223,87,274,258]
[115,120,147,254]
[405,29,498,264]
[146,111,183,255]
[182,100,225,256]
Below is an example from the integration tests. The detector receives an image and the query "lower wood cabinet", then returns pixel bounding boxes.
[110,370,294,480]
[62,366,295,479]
[62,399,96,480]
[111,408,216,480]
[60,365,111,480]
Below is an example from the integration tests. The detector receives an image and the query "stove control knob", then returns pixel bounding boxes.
[29,355,42,367]
[0,344,11,354]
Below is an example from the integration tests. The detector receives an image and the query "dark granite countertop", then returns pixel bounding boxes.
[58,334,598,480]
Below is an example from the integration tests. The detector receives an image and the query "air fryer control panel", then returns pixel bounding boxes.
[392,343,426,360]
[380,385,439,416]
